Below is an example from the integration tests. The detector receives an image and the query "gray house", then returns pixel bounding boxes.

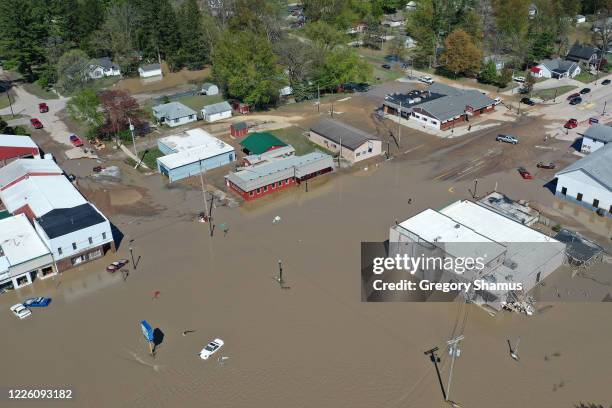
[152,102,198,127]
[566,43,599,65]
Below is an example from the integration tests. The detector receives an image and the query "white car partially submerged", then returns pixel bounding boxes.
[199,338,224,360]
[10,303,31,319]
[419,75,434,84]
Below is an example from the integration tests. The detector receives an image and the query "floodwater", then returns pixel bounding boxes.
[1,149,611,408]
[115,64,210,95]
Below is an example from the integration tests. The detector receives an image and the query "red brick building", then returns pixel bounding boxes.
[0,135,40,166]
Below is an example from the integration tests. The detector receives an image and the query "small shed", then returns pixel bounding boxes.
[230,121,249,138]
[138,63,162,78]
[201,101,233,122]
[231,100,250,114]
[201,83,219,95]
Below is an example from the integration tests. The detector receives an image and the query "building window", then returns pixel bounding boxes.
[561,187,567,195]
[576,193,583,202]
[272,182,276,189]
[72,243,77,250]
[189,115,194,119]
[174,118,179,123]
[264,185,268,192]
[249,191,254,196]
[356,152,361,156]
[58,247,63,255]
[88,237,93,244]
[257,188,261,193]
[593,199,599,208]
[102,232,107,240]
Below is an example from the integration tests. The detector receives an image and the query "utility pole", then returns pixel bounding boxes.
[128,239,135,270]
[198,161,214,237]
[338,136,342,166]
[446,335,464,403]
[553,88,558,102]
[397,100,402,147]
[128,117,137,157]
[317,84,320,113]
[603,101,607,115]
[6,90,15,118]
[424,347,446,401]
[277,259,283,285]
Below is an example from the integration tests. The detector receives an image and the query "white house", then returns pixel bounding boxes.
[580,124,612,153]
[576,14,586,24]
[531,58,580,79]
[382,14,406,27]
[201,83,219,95]
[201,101,233,122]
[138,63,163,78]
[152,102,198,127]
[405,1,417,11]
[404,36,417,49]
[88,58,121,79]
[0,214,56,291]
[309,118,382,164]
[279,85,293,97]
[555,144,612,215]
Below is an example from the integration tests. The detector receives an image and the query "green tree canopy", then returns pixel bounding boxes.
[56,49,91,94]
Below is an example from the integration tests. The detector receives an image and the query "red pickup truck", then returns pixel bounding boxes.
[69,134,83,147]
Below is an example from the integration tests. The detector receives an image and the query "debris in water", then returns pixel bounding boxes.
[272,216,282,224]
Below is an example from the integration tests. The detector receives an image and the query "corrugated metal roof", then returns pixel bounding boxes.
[556,144,612,190]
[157,130,234,170]
[239,132,287,155]
[201,101,232,115]
[0,134,38,149]
[226,152,334,192]
[0,174,86,217]
[152,102,197,121]
[581,124,612,143]
[140,63,161,72]
[0,159,62,189]
[310,118,378,150]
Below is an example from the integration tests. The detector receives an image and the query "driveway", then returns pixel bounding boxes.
[0,84,72,147]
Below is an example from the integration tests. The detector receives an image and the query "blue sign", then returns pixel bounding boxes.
[590,117,599,124]
[140,320,154,342]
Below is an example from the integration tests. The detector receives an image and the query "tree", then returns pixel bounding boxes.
[90,2,139,64]
[99,90,144,140]
[524,73,537,94]
[362,15,384,50]
[67,89,103,128]
[439,29,482,77]
[492,0,530,59]
[212,31,284,107]
[497,67,513,88]
[304,21,348,50]
[228,0,283,42]
[176,0,208,69]
[275,38,313,85]
[56,49,91,94]
[313,47,371,90]
[0,0,48,81]
[478,60,498,84]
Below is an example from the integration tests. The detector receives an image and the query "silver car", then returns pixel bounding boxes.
[496,134,518,145]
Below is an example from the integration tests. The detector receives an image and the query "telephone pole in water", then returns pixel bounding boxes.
[446,335,464,404]
[424,347,446,401]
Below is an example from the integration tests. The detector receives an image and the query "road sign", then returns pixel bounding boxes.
[140,320,154,342]
[589,117,599,124]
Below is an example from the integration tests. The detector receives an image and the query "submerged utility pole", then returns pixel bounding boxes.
[424,347,446,401]
[446,335,464,403]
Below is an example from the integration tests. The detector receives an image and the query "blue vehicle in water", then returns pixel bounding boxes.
[22,297,51,308]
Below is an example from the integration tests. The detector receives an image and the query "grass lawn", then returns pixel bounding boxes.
[0,92,11,109]
[85,76,122,93]
[574,71,597,83]
[176,94,223,111]
[532,85,577,101]
[0,114,23,121]
[272,126,333,156]
[139,146,165,169]
[22,82,59,99]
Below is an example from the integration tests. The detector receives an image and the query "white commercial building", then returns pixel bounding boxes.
[388,200,565,309]
[580,124,612,153]
[0,214,56,290]
[201,101,233,122]
[555,144,612,215]
[0,159,114,271]
[156,128,236,183]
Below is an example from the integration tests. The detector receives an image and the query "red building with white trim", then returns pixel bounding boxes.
[0,135,40,166]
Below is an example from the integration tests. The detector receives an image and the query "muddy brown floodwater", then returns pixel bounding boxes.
[1,141,611,408]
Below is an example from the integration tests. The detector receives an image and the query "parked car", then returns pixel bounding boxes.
[564,118,578,129]
[602,79,611,85]
[520,97,535,106]
[10,303,31,319]
[38,103,49,113]
[537,162,556,169]
[199,338,224,360]
[69,134,83,147]
[580,87,591,94]
[30,118,43,129]
[419,76,434,84]
[343,82,369,92]
[93,166,106,173]
[569,97,582,105]
[513,76,526,83]
[566,92,581,100]
[494,97,502,105]
[496,134,519,144]
[517,167,533,179]
[23,297,51,308]
[106,259,129,273]
[381,64,391,70]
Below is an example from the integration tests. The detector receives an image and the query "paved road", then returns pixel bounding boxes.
[0,83,72,147]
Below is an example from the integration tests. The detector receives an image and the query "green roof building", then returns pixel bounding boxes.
[239,132,287,155]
